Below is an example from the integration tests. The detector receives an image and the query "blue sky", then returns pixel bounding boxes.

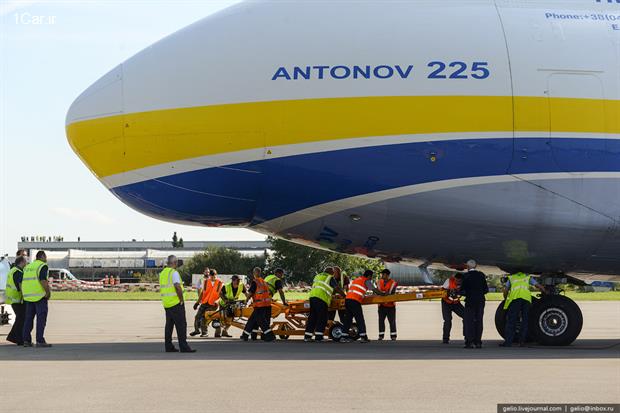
[0,0,267,253]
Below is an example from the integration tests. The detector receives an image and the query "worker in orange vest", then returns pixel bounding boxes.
[441,273,464,344]
[377,269,398,341]
[340,270,386,343]
[240,267,275,342]
[190,269,223,338]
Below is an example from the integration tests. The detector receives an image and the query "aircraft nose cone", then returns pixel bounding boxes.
[65,65,124,179]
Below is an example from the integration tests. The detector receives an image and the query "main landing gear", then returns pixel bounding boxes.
[494,274,583,346]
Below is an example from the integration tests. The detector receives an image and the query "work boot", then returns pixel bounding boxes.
[23,342,33,348]
[180,348,197,353]
[222,331,232,338]
[464,344,474,349]
[360,337,371,343]
[442,339,450,344]
[390,335,397,341]
[200,332,208,338]
[240,334,249,342]
[36,342,52,348]
[475,343,482,349]
[498,342,512,347]
[378,335,384,341]
[215,333,221,338]
[189,331,200,337]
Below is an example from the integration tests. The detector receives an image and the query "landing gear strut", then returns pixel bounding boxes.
[494,274,583,346]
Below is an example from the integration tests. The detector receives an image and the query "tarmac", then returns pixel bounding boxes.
[0,300,618,413]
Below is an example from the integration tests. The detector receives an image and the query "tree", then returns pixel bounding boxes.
[179,247,265,284]
[265,237,384,283]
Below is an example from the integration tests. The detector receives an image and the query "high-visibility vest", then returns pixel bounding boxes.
[5,267,23,305]
[201,278,223,305]
[308,273,334,305]
[378,278,397,307]
[264,274,279,296]
[442,276,461,304]
[22,260,47,303]
[159,267,183,308]
[503,273,532,309]
[346,276,370,303]
[219,282,245,306]
[252,277,272,308]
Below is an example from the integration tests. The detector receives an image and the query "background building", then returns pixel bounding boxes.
[17,240,269,281]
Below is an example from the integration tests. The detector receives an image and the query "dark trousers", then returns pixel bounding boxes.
[464,302,485,345]
[305,297,328,340]
[7,303,26,345]
[328,309,347,323]
[243,306,274,340]
[441,300,464,340]
[193,303,217,334]
[504,299,531,345]
[342,299,367,337]
[251,304,272,340]
[164,303,191,351]
[378,306,397,338]
[23,299,48,344]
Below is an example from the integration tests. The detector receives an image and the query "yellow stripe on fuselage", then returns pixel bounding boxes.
[65,96,620,180]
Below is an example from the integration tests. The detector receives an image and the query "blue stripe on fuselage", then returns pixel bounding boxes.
[110,137,620,226]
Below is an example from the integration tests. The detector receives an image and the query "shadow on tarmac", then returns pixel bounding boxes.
[1,339,619,361]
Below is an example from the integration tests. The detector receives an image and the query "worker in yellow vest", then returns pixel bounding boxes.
[218,275,247,337]
[500,272,545,347]
[6,256,27,346]
[159,255,195,353]
[304,267,345,342]
[22,251,52,347]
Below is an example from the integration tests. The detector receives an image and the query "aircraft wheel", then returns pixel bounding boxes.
[494,298,538,343]
[328,322,345,341]
[530,295,582,346]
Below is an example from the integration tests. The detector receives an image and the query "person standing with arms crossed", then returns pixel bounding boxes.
[159,255,195,353]
[460,260,488,349]
[377,269,398,341]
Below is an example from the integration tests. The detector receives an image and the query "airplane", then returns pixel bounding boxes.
[65,0,620,346]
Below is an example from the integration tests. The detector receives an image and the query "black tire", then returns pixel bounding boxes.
[348,323,360,341]
[530,295,582,346]
[494,298,538,343]
[328,322,345,341]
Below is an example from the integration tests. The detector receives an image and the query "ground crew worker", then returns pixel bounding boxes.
[218,275,247,337]
[6,256,27,346]
[441,273,464,344]
[328,266,349,323]
[194,268,209,301]
[22,251,52,348]
[240,268,275,342]
[159,255,195,353]
[500,272,545,347]
[265,268,288,306]
[340,270,386,343]
[460,260,488,349]
[377,269,398,341]
[190,269,222,337]
[305,267,345,342]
